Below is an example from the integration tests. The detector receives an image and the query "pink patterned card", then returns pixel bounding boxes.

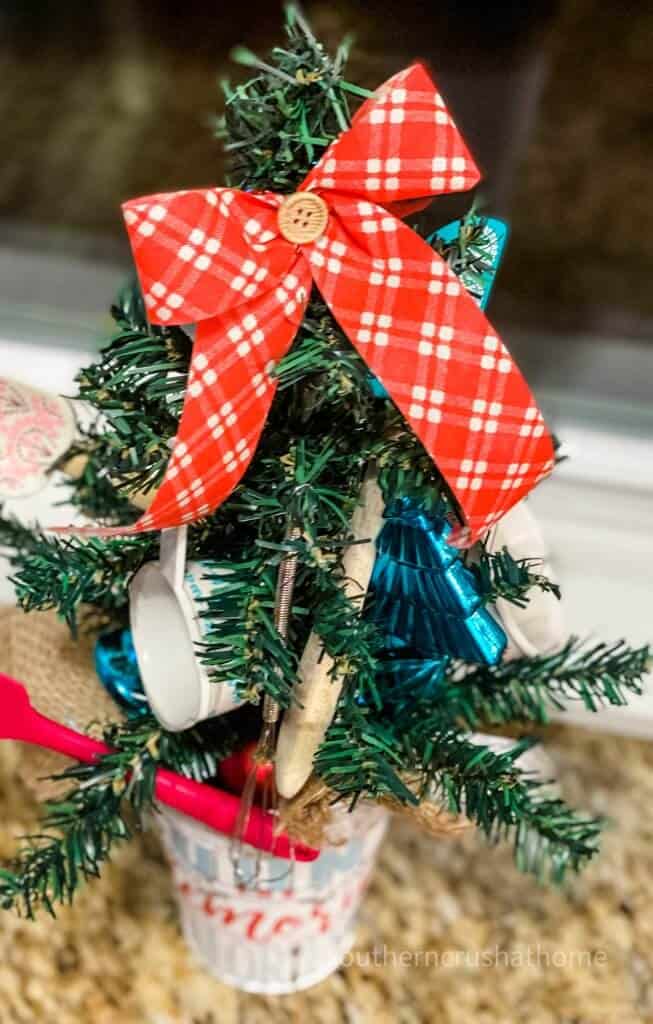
[0,378,75,499]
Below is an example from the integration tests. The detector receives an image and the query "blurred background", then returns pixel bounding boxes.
[1,0,652,729]
[2,0,652,336]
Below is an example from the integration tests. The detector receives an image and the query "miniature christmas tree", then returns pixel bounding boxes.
[0,5,649,922]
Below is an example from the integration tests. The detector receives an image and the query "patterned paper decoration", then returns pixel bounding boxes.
[432,216,508,308]
[0,379,75,499]
[71,63,553,546]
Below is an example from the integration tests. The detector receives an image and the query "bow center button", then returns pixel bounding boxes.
[277,192,328,244]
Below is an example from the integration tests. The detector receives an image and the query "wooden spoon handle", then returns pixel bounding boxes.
[275,467,385,800]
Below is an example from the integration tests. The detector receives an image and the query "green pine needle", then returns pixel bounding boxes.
[445,639,651,725]
[426,732,602,884]
[0,713,239,917]
[473,545,562,608]
[8,532,157,633]
[217,7,359,191]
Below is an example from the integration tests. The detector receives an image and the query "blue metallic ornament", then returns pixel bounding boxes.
[370,500,507,666]
[94,628,149,716]
[374,656,447,710]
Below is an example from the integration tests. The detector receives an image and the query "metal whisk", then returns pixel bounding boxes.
[230,524,301,887]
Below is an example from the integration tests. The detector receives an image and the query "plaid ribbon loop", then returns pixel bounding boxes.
[97,63,553,543]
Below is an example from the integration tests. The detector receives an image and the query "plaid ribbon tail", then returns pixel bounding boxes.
[59,261,312,535]
[308,203,555,544]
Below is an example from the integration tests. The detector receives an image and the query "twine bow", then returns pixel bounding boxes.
[109,63,554,544]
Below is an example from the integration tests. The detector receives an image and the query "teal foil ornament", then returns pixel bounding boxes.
[371,500,506,665]
[372,656,448,710]
[94,628,149,716]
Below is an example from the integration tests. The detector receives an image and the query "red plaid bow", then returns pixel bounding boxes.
[108,63,554,543]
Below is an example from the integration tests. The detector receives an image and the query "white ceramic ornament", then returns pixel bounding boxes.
[129,526,244,730]
[0,378,75,498]
[486,500,568,660]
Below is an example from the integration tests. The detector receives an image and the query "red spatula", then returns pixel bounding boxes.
[0,672,317,862]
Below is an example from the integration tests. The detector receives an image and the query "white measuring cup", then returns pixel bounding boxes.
[129,527,244,731]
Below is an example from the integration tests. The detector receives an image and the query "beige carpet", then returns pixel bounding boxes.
[1,721,653,1023]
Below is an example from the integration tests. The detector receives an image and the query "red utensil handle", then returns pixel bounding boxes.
[153,769,308,861]
[24,709,110,761]
[24,705,316,862]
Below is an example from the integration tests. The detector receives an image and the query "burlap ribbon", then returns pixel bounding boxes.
[0,608,123,801]
[280,776,470,848]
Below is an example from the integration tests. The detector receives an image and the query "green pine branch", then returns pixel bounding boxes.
[472,545,561,608]
[314,704,417,806]
[9,532,157,633]
[231,439,364,542]
[0,512,48,560]
[0,785,129,919]
[424,732,602,883]
[85,280,192,428]
[0,713,238,917]
[442,639,651,727]
[199,446,379,708]
[56,441,137,524]
[198,557,301,707]
[1,511,250,637]
[305,547,384,710]
[274,300,378,417]
[216,4,367,192]
[72,281,192,509]
[319,635,649,883]
[317,702,604,882]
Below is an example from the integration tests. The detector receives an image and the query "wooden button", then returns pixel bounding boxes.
[277,192,328,244]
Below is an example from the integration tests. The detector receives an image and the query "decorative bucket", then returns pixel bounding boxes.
[157,801,389,994]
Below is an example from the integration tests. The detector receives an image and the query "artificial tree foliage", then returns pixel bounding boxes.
[0,5,649,914]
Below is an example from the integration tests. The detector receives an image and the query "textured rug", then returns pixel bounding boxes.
[1,720,652,1023]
